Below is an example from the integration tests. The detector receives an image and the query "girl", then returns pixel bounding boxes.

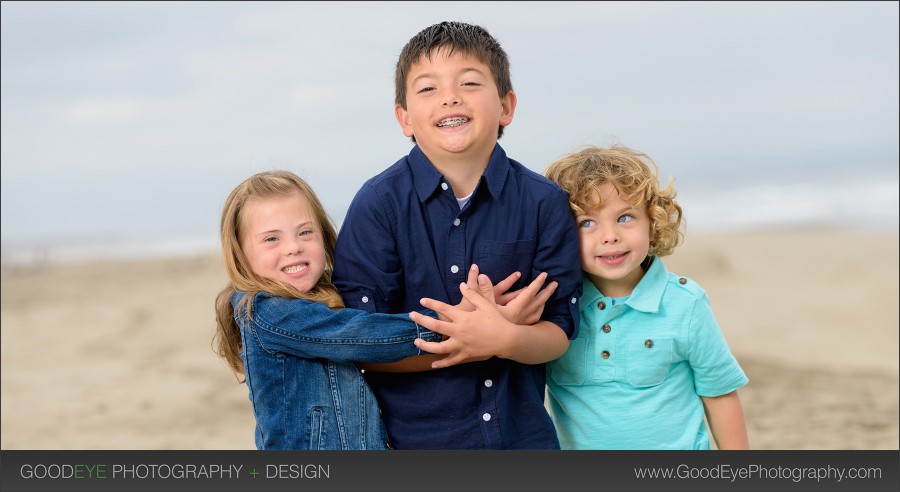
[543,145,749,450]
[213,170,446,450]
[215,170,549,450]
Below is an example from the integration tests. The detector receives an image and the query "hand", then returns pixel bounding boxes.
[410,281,516,369]
[463,266,558,325]
[497,272,557,325]
[454,264,522,314]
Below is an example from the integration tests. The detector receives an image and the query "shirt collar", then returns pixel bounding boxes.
[579,256,668,314]
[409,144,509,203]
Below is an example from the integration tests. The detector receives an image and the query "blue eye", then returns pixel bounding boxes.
[579,219,595,228]
[617,215,634,223]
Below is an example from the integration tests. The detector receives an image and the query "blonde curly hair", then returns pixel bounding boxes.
[544,145,683,257]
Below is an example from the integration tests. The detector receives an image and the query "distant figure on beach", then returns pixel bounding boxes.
[544,145,749,450]
[213,170,548,449]
[332,21,582,449]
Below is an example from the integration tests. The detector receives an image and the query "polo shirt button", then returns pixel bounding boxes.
[598,301,606,310]
[571,297,577,304]
[441,182,449,191]
[679,277,687,285]
[361,296,369,303]
[601,350,610,359]
[484,379,493,388]
[482,413,492,421]
[602,324,611,333]
[453,218,460,226]
[450,265,459,274]
[645,339,654,348]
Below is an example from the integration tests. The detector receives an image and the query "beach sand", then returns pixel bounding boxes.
[1,229,897,450]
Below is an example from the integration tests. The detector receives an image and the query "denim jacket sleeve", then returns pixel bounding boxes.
[235,292,440,363]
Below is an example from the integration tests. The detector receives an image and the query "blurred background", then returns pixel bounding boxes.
[2,1,897,450]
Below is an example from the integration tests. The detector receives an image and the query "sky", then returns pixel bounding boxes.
[2,1,898,258]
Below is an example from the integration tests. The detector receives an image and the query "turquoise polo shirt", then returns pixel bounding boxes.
[546,257,748,449]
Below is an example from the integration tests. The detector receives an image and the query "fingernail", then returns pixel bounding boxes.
[460,282,468,290]
[478,274,488,285]
[470,264,477,271]
[420,298,427,306]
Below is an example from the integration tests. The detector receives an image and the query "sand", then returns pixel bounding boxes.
[1,229,897,450]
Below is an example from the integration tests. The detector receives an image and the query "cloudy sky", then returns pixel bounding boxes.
[2,1,898,253]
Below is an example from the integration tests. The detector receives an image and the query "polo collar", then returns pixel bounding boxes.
[409,144,509,203]
[579,257,668,314]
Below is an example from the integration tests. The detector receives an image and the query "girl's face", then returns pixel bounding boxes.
[577,183,651,298]
[240,190,328,293]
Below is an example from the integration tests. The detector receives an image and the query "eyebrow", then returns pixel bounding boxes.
[410,67,487,86]
[252,220,313,237]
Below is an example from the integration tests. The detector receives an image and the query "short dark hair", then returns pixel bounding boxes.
[395,21,513,140]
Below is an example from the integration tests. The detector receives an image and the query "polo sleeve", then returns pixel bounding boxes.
[533,188,583,339]
[686,293,749,397]
[333,183,405,314]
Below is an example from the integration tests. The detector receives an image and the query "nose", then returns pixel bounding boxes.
[285,237,303,255]
[599,225,620,245]
[441,90,461,107]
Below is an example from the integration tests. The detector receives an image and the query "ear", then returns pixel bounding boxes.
[499,90,517,127]
[395,104,415,138]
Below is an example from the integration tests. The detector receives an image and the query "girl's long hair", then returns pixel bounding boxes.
[214,171,344,380]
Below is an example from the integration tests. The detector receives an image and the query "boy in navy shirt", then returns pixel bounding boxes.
[333,21,581,449]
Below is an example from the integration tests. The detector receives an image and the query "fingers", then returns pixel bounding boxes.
[493,270,522,296]
[413,338,451,355]
[476,274,495,302]
[418,297,458,321]
[506,272,547,304]
[409,310,453,336]
[534,280,559,305]
[466,264,479,290]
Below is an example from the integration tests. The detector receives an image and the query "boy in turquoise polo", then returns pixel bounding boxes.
[544,145,749,450]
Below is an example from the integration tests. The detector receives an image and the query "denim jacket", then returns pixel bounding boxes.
[232,291,440,450]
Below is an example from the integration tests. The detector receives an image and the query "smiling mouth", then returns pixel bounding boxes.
[437,117,469,128]
[599,253,627,260]
[282,264,308,274]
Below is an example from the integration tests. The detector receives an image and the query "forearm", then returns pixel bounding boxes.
[702,391,749,450]
[359,354,445,373]
[500,320,569,364]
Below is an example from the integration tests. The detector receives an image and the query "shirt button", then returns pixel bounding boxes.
[601,324,611,333]
[645,339,654,348]
[361,296,369,303]
[571,297,577,304]
[450,265,459,274]
[679,277,687,285]
[441,182,449,191]
[598,301,606,310]
[453,218,461,226]
[601,350,610,359]
[482,413,491,421]
[484,379,493,388]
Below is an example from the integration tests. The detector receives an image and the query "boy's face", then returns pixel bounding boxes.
[241,190,328,294]
[577,183,651,298]
[395,49,516,163]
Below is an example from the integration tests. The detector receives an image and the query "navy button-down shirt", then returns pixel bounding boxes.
[333,144,582,449]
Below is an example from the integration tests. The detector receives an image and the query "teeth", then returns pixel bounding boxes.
[282,264,308,274]
[437,117,468,128]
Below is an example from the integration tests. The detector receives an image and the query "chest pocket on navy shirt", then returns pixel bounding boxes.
[473,239,536,285]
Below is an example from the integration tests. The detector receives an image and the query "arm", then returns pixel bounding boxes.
[359,266,530,373]
[248,295,441,364]
[702,391,749,450]
[411,277,569,368]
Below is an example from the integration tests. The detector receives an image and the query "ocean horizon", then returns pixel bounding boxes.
[3,176,897,268]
